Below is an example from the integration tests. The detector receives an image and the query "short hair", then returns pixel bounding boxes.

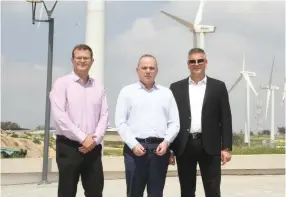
[72,44,93,59]
[137,54,158,67]
[188,48,206,56]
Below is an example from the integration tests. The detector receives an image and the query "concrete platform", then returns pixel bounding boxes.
[2,175,285,197]
[1,154,285,185]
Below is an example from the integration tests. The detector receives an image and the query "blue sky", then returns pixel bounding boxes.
[1,1,285,133]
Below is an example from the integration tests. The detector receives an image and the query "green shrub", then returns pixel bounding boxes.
[104,141,124,148]
[33,138,41,144]
[103,148,123,156]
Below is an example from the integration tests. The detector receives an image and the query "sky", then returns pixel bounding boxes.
[1,0,285,133]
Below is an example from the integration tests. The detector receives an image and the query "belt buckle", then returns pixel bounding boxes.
[192,132,200,139]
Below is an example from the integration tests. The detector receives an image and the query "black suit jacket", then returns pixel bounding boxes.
[169,76,233,156]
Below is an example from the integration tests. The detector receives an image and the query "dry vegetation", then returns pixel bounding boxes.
[1,130,123,158]
[1,130,56,158]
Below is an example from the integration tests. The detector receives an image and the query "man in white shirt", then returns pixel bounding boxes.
[115,54,180,197]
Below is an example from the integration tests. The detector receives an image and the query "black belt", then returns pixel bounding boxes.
[189,132,202,139]
[136,137,164,144]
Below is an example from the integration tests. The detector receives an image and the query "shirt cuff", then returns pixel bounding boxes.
[77,132,87,144]
[126,138,139,150]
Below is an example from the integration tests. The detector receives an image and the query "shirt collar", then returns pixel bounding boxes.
[71,71,94,84]
[189,75,207,85]
[137,81,159,90]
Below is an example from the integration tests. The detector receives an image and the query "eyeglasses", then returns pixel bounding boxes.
[188,59,205,65]
[74,56,91,62]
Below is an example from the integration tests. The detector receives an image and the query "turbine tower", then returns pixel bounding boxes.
[160,0,215,49]
[281,76,286,107]
[85,0,105,154]
[228,53,258,145]
[85,0,105,85]
[262,55,279,141]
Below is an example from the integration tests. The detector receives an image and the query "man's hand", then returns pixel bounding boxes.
[156,141,169,156]
[221,149,231,165]
[79,135,97,154]
[169,151,176,165]
[132,143,146,156]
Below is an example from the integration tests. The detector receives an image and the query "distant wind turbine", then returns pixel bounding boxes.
[160,0,216,49]
[228,53,258,146]
[261,54,279,141]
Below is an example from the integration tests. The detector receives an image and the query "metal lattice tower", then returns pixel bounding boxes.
[254,86,264,134]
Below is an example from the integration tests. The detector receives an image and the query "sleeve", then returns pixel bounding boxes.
[220,82,233,151]
[115,89,139,149]
[164,90,180,145]
[94,89,109,145]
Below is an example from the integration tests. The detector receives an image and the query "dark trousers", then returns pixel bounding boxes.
[123,141,170,197]
[56,136,104,197]
[176,135,221,197]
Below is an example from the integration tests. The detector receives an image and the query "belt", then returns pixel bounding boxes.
[136,137,164,144]
[189,132,202,139]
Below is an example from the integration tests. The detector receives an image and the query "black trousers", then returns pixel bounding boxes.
[56,135,104,197]
[176,135,221,197]
[124,141,170,197]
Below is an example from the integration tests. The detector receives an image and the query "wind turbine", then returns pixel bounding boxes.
[261,55,279,141]
[228,53,258,145]
[160,0,215,49]
[281,77,286,107]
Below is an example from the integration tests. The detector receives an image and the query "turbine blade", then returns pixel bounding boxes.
[161,11,194,30]
[243,74,258,96]
[265,89,271,119]
[37,3,44,29]
[194,0,205,25]
[228,75,242,93]
[268,54,275,86]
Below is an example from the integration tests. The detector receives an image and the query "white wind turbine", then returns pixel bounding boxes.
[262,55,279,141]
[160,0,216,49]
[228,54,258,145]
[281,76,286,107]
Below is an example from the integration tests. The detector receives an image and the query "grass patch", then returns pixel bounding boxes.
[104,148,123,156]
[102,145,285,156]
[104,141,124,148]
[231,146,285,155]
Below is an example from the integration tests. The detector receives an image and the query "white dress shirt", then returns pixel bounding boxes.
[189,76,207,133]
[115,82,180,149]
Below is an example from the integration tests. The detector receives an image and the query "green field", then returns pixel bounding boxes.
[103,133,285,156]
[2,132,285,158]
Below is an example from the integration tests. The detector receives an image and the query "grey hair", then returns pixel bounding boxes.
[137,54,158,67]
[188,48,206,57]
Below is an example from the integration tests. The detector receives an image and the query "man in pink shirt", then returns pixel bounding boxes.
[50,44,109,197]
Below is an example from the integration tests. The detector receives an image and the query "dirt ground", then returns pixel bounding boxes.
[1,130,122,158]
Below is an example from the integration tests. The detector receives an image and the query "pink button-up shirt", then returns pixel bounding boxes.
[50,72,109,145]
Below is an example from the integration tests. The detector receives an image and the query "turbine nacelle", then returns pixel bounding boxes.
[261,85,280,90]
[240,71,256,77]
[194,25,216,33]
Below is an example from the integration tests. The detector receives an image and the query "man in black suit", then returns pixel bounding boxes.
[169,48,233,197]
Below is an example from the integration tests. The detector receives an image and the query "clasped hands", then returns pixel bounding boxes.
[132,141,169,156]
[78,135,97,154]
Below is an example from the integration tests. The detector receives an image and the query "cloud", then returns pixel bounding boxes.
[1,55,69,128]
[105,1,285,132]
